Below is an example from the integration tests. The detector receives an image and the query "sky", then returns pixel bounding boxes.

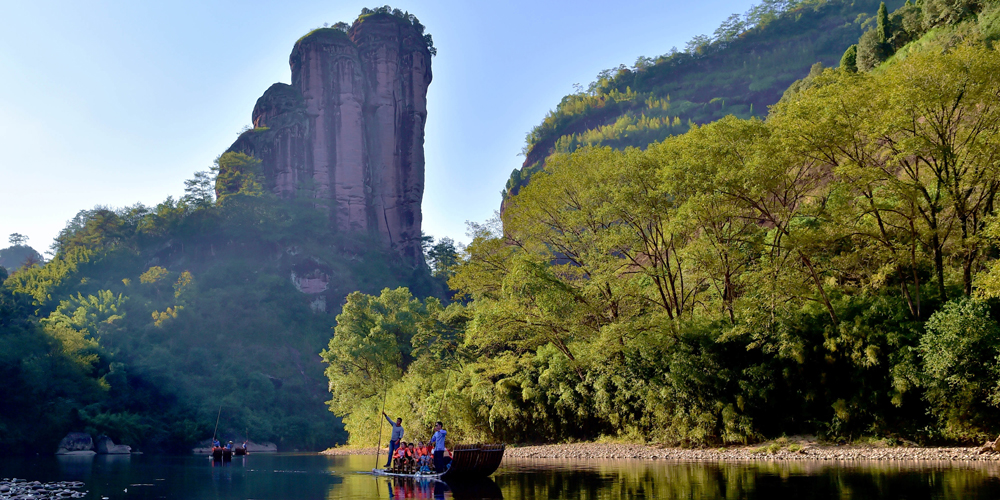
[0,0,758,255]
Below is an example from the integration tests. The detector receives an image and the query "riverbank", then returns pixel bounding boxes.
[323,438,1000,462]
[504,442,998,462]
[0,479,86,499]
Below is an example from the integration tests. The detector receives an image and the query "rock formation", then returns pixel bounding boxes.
[55,432,95,455]
[226,12,433,266]
[95,435,132,455]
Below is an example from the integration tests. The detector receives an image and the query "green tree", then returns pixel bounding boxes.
[425,237,459,280]
[877,2,891,43]
[923,0,980,29]
[920,298,1000,440]
[214,152,265,202]
[320,287,425,441]
[880,45,1000,297]
[774,44,1000,300]
[840,44,858,72]
[139,266,169,284]
[42,290,127,342]
[857,28,891,71]
[183,170,216,208]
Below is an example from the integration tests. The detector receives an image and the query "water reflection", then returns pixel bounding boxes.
[385,477,448,499]
[448,478,503,499]
[495,458,1000,500]
[348,476,502,500]
[55,454,93,478]
[8,453,1000,499]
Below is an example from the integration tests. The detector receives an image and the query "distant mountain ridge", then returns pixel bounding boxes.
[506,0,904,199]
[0,244,42,272]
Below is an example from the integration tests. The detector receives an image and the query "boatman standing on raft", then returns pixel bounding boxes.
[430,421,447,472]
[382,411,404,468]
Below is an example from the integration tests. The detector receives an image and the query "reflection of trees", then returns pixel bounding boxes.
[448,478,503,500]
[494,460,1000,499]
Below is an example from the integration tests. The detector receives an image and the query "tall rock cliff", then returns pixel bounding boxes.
[227,12,433,266]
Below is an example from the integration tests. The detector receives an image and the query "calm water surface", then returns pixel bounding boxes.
[2,453,1000,499]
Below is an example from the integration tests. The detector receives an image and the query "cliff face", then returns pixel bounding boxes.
[228,14,432,266]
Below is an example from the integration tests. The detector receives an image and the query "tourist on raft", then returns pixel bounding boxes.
[393,442,417,472]
[430,421,448,472]
[416,441,432,472]
[382,411,404,468]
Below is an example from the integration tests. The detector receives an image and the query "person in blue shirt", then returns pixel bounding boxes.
[429,421,447,473]
[382,411,404,468]
[212,439,221,448]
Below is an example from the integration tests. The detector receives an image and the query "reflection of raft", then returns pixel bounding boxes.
[446,444,505,478]
[373,469,445,480]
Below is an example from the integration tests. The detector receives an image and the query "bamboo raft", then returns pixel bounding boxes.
[211,447,232,461]
[444,444,505,478]
[372,443,506,480]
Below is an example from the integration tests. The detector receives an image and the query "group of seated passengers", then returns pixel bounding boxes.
[391,441,448,473]
[212,439,247,451]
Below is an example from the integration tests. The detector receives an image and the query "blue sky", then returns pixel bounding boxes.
[0,0,757,253]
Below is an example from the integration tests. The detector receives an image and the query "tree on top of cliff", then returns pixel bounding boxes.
[299,7,437,56]
[9,233,27,246]
[357,5,436,56]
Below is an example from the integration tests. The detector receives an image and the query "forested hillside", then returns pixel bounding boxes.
[0,152,447,454]
[323,0,1000,447]
[0,4,454,455]
[506,0,905,199]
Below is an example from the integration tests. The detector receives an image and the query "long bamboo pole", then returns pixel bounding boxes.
[374,379,388,470]
[212,404,223,442]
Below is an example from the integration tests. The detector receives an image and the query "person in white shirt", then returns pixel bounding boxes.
[429,421,447,472]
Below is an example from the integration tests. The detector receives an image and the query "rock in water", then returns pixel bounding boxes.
[94,435,131,455]
[55,433,94,455]
[227,12,432,267]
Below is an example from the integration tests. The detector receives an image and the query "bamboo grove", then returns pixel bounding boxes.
[324,42,1000,446]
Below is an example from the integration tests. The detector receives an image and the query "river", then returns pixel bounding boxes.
[3,453,1000,499]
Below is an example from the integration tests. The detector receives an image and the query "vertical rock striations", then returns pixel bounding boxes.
[227,12,433,266]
